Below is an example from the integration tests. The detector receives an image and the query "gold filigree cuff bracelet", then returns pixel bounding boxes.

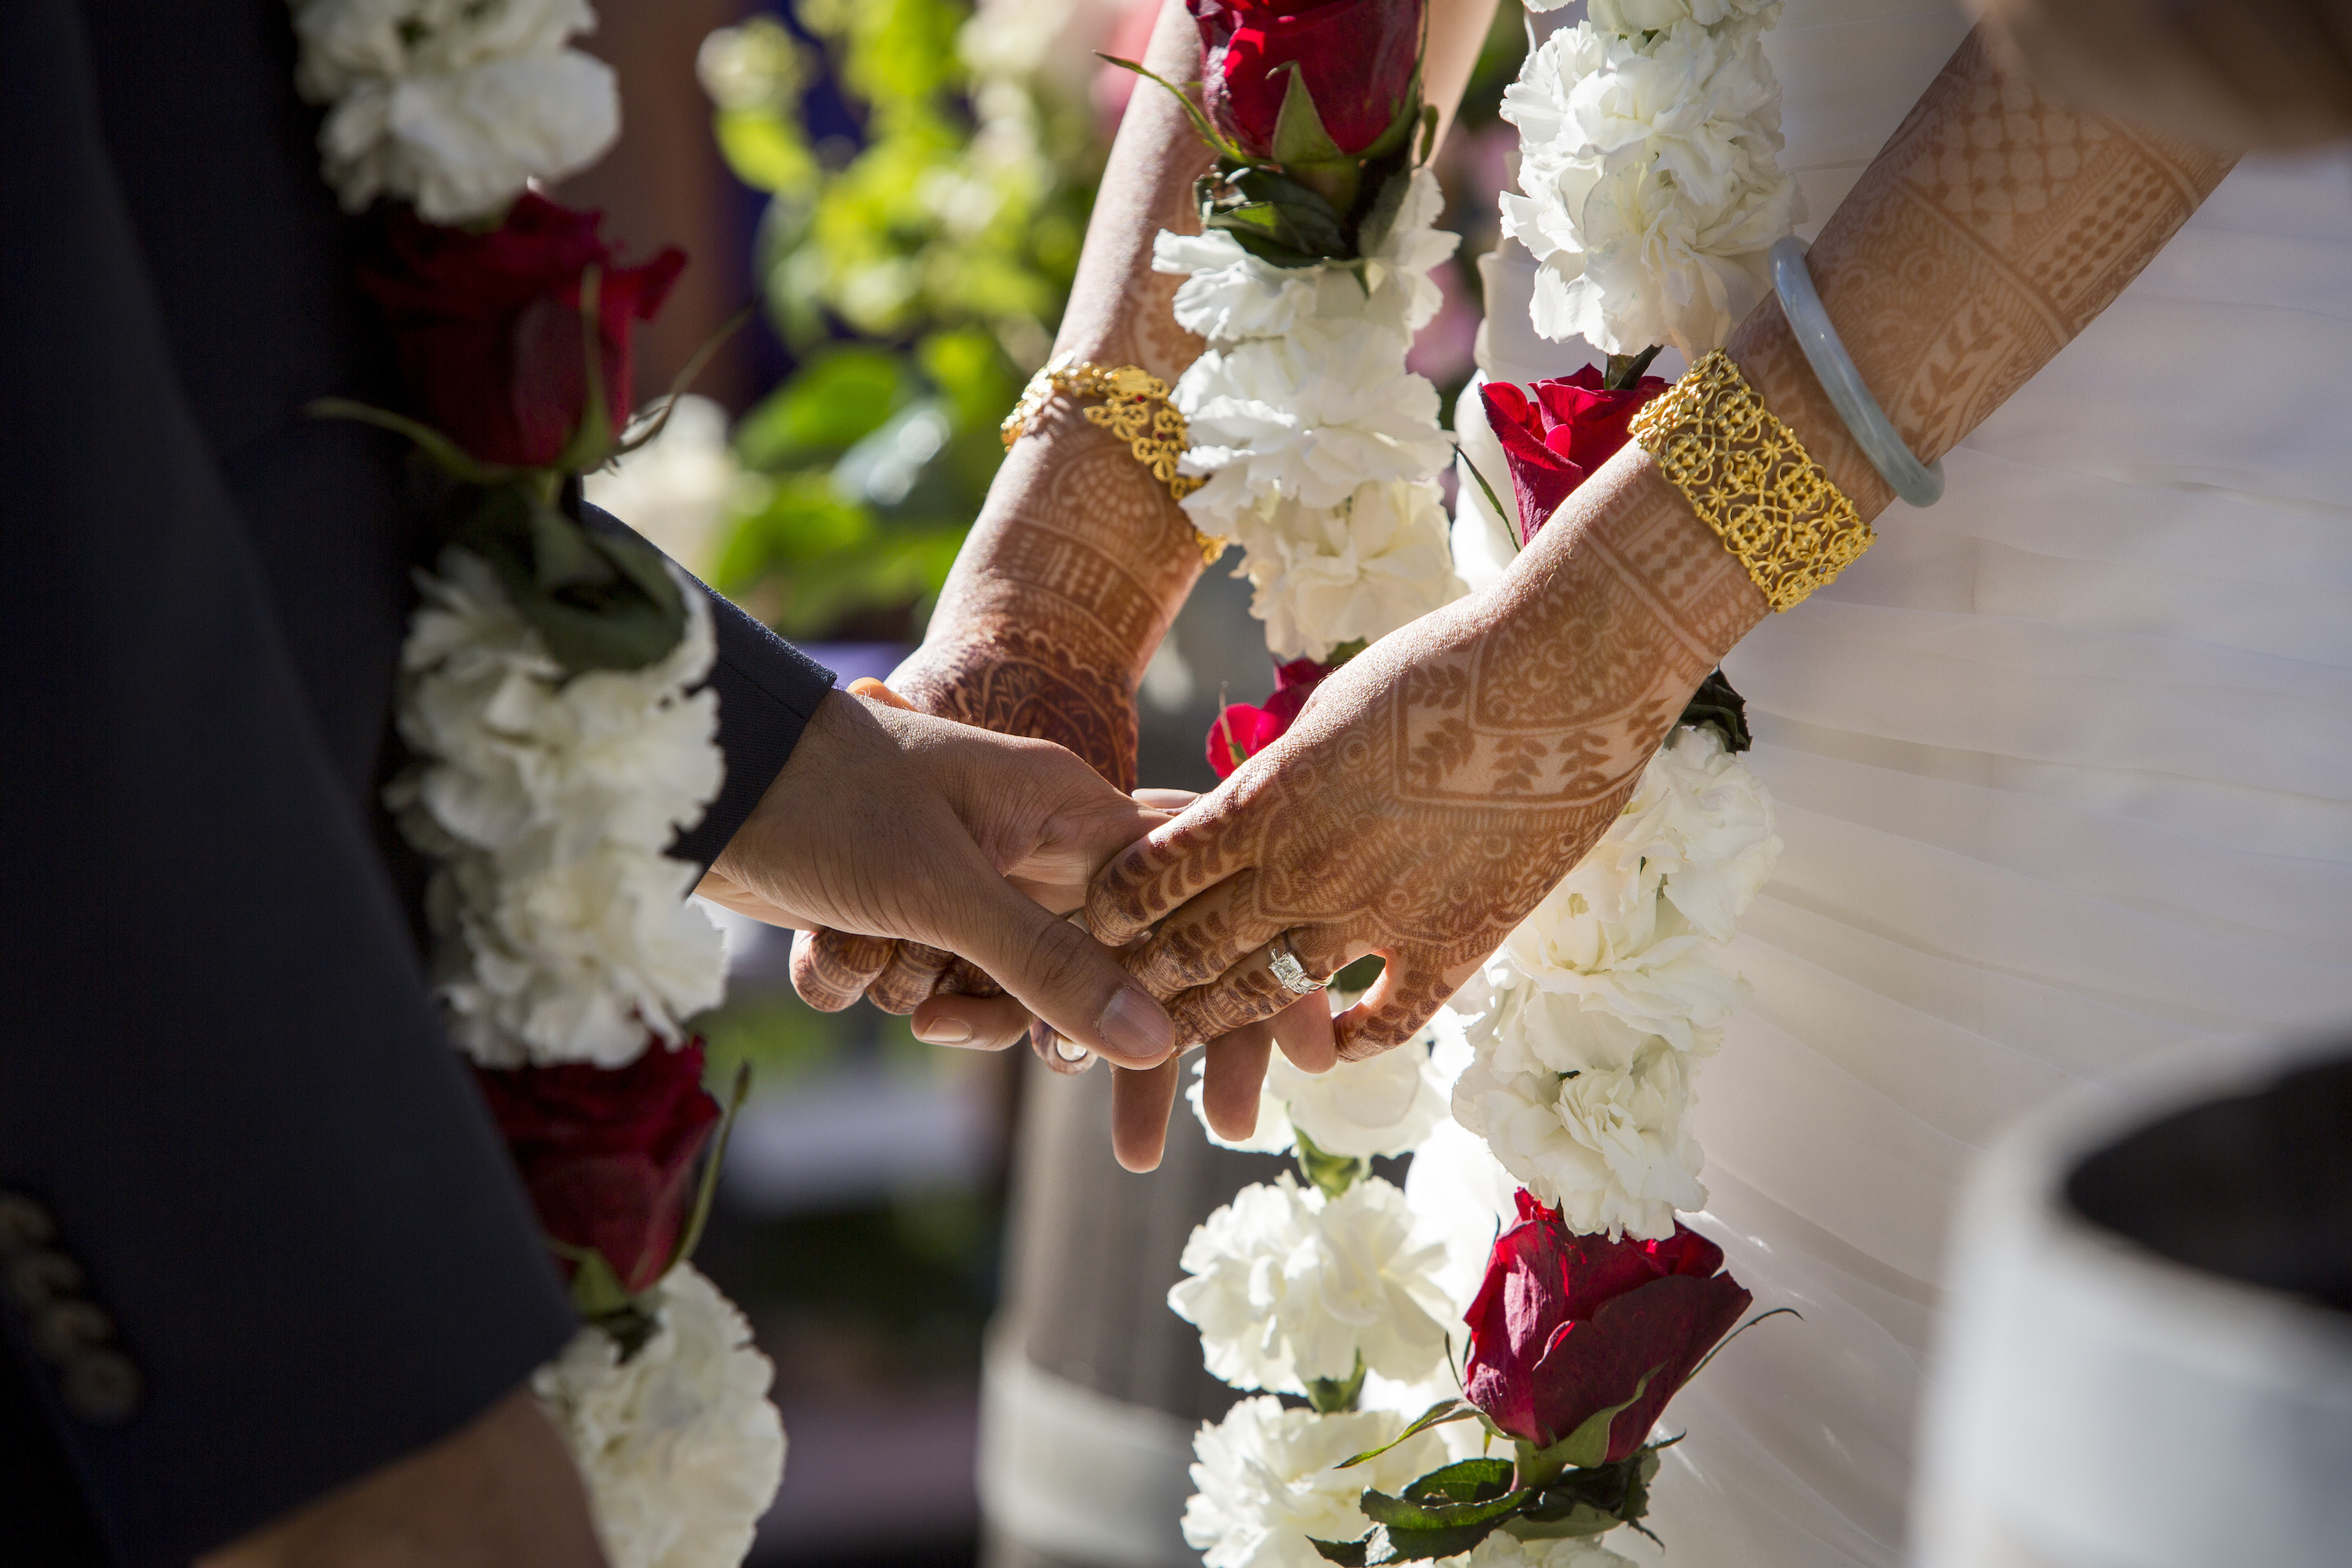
[1002,354,1226,564]
[1629,350,1874,612]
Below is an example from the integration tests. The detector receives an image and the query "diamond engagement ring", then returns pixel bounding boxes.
[1268,935,1324,996]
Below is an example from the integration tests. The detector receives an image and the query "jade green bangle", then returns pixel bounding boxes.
[1769,237,1944,508]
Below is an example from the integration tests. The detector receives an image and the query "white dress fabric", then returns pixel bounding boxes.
[1479,4,2352,1562]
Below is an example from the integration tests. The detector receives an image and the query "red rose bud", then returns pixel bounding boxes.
[361,193,684,468]
[1464,1192,1751,1465]
[474,1038,722,1295]
[1189,0,1425,162]
[1204,656,1332,778]
[1480,365,1667,547]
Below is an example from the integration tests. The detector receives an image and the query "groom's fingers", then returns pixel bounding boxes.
[935,862,1175,1071]
[1111,1056,1181,1172]
[911,992,1033,1051]
[1271,991,1338,1074]
[1200,1022,1275,1142]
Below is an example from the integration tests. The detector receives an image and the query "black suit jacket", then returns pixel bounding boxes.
[0,4,833,1562]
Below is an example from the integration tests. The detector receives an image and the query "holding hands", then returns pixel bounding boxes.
[699,684,1178,1071]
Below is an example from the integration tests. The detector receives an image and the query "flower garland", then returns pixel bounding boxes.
[1165,2,1803,1557]
[289,3,783,1560]
[1500,0,1799,363]
[1164,165,1465,667]
[1119,0,1465,779]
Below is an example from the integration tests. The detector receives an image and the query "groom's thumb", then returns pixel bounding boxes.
[948,873,1174,1069]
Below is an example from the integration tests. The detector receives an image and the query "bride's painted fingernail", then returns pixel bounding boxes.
[914,1017,973,1046]
[1054,1033,1089,1062]
[1095,985,1174,1064]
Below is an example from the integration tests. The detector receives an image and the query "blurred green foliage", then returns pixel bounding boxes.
[699,2,1104,641]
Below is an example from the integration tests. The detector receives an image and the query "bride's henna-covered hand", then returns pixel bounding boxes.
[1088,459,1763,1062]
[1088,29,2236,1168]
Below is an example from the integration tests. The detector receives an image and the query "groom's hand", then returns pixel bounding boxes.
[783,633,1148,1065]
[699,688,1178,1069]
[195,1385,604,1568]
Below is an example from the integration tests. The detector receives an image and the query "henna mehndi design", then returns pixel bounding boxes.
[1088,30,2235,1068]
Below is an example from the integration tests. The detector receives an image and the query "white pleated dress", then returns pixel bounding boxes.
[1465,4,2352,1561]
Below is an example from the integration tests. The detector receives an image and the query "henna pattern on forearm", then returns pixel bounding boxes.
[1096,461,1758,1056]
[1730,32,2236,510]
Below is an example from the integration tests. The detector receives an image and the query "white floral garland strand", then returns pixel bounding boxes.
[290,5,782,1559]
[1501,0,1799,361]
[1174,13,1801,1555]
[1172,727,1779,1568]
[292,0,620,225]
[1160,169,1468,662]
[387,549,730,1069]
[1451,723,1780,1240]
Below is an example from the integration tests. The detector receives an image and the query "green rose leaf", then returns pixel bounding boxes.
[1358,1483,1526,1533]
[1335,1398,1478,1469]
[463,488,688,673]
[1400,1457,1516,1505]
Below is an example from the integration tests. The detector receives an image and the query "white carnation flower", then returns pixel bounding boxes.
[1225,479,1465,661]
[1168,1174,1453,1393]
[534,1265,787,1568]
[396,550,728,1066]
[292,0,619,222]
[1501,20,1798,356]
[1188,1027,1453,1161]
[1618,725,1780,941]
[1454,989,1705,1240]
[1469,1530,1640,1568]
[1355,168,1461,336]
[1588,0,1780,38]
[437,833,727,1065]
[1156,230,1321,345]
[1488,728,1762,1052]
[1182,1397,1444,1568]
[1177,321,1453,524]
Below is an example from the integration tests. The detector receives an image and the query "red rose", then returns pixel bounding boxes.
[1206,655,1331,778]
[474,1039,721,1295]
[1480,366,1667,546]
[1189,0,1425,161]
[1463,1192,1750,1464]
[360,193,684,468]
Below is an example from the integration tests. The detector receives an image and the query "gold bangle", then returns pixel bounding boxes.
[1001,354,1227,564]
[1629,350,1874,612]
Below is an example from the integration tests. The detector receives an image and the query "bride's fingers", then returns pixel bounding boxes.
[1166,927,1351,1047]
[1133,788,1200,811]
[1271,990,1338,1074]
[1087,804,1250,945]
[867,941,955,1014]
[1111,1056,1182,1172]
[1200,1022,1275,1142]
[1119,869,1287,996]
[791,927,895,1012]
[1331,953,1471,1062]
[910,991,1033,1051]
